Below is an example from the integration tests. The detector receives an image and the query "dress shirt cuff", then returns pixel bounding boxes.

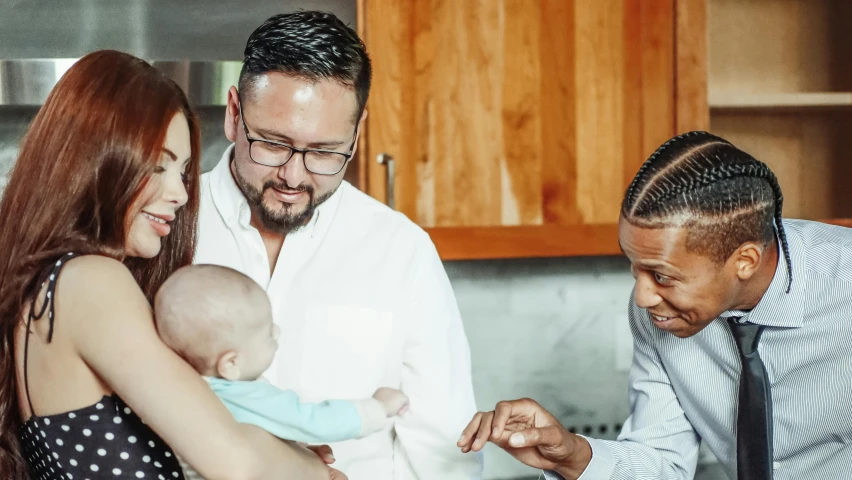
[576,436,616,480]
[544,435,616,480]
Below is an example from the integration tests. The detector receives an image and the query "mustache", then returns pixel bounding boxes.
[263,181,314,194]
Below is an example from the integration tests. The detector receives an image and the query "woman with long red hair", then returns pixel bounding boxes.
[0,50,339,479]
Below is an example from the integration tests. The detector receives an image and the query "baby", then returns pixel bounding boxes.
[154,264,409,472]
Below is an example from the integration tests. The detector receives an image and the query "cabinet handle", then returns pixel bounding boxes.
[377,153,395,210]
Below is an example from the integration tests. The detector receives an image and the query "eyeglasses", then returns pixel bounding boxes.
[237,98,357,176]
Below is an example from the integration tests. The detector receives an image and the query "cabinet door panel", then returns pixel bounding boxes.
[360,0,681,257]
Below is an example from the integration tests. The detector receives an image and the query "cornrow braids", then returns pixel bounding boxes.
[621,131,793,293]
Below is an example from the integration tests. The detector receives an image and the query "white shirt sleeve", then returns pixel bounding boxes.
[546,294,700,480]
[391,233,484,479]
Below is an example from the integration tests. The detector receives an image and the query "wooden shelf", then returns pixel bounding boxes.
[429,219,852,261]
[426,224,622,261]
[710,92,852,110]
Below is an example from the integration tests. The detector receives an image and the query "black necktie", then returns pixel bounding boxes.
[729,319,774,480]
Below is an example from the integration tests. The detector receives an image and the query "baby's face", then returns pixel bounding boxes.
[237,318,281,380]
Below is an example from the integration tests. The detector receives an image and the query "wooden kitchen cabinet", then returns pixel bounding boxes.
[356,0,707,260]
[707,0,852,225]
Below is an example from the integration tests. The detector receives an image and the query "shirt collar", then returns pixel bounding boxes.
[718,221,806,328]
[211,144,249,227]
[210,143,347,238]
[307,179,346,240]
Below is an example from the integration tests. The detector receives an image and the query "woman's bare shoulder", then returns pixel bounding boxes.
[57,254,147,306]
[60,254,134,280]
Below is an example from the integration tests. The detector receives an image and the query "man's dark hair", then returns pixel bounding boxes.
[621,131,792,292]
[239,11,371,117]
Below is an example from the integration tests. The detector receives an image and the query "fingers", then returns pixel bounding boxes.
[307,444,336,464]
[459,398,543,452]
[457,411,486,452]
[397,395,411,415]
[507,425,570,455]
[470,410,495,452]
[373,387,410,417]
[491,400,517,440]
[328,467,348,480]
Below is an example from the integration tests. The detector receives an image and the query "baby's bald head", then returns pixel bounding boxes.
[155,264,275,378]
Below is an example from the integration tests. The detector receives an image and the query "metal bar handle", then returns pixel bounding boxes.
[377,153,395,210]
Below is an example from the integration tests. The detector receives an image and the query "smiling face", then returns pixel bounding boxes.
[125,112,191,259]
[618,215,772,338]
[224,74,364,234]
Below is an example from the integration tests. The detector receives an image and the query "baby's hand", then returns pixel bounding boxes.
[372,387,409,417]
[354,388,409,437]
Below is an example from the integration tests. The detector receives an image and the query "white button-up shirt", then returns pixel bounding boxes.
[196,146,483,480]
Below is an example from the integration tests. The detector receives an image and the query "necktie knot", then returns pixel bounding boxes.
[729,318,764,356]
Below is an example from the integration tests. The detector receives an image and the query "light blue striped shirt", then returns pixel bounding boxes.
[548,219,852,479]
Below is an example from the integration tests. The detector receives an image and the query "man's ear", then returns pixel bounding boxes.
[224,86,241,144]
[351,108,368,153]
[730,241,765,281]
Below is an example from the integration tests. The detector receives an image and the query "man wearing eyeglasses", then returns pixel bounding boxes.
[194,11,483,480]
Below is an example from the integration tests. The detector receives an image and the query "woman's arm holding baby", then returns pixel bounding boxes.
[60,256,338,480]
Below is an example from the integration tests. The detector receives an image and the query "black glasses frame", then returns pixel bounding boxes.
[237,95,358,176]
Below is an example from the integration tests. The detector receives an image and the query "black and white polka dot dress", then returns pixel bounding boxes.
[19,395,186,480]
[18,254,186,480]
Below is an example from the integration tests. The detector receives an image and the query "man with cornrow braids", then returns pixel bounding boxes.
[460,131,852,480]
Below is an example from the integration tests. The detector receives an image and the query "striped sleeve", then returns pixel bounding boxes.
[548,293,700,480]
[591,292,699,479]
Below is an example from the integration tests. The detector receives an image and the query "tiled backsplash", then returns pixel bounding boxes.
[445,257,724,480]
[446,256,635,479]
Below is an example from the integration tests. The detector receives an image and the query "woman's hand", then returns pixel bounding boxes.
[307,446,346,480]
[308,444,336,464]
[328,467,348,480]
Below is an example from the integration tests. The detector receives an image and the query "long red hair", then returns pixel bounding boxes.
[0,50,201,477]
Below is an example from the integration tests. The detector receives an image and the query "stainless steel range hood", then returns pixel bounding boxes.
[0,59,242,106]
[0,0,356,107]
[0,0,357,180]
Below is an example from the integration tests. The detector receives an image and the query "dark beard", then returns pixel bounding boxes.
[233,168,334,235]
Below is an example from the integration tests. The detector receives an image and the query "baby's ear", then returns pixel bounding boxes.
[216,351,241,381]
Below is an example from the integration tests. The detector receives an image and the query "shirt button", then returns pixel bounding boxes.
[773,461,780,470]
